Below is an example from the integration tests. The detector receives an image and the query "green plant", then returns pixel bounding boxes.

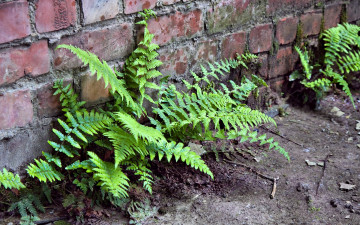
[151,54,289,160]
[290,23,359,108]
[8,193,44,225]
[22,9,213,201]
[0,168,26,190]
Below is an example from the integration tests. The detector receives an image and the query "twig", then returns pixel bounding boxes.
[260,125,304,147]
[224,159,279,199]
[316,154,333,196]
[34,216,68,224]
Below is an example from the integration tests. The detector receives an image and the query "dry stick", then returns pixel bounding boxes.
[260,125,304,147]
[315,154,333,196]
[224,159,279,199]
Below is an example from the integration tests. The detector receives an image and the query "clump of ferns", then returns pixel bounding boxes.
[151,53,289,160]
[290,23,359,108]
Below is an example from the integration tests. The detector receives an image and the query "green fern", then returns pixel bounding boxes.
[8,194,44,223]
[148,140,214,178]
[121,158,154,194]
[88,152,130,198]
[53,80,86,113]
[26,159,63,182]
[0,168,26,190]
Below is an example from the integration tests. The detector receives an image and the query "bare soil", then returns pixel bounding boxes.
[142,93,360,225]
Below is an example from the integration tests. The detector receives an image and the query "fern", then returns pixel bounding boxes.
[122,158,154,194]
[8,194,44,223]
[53,80,86,113]
[88,151,130,198]
[0,168,26,190]
[147,140,214,178]
[26,159,63,182]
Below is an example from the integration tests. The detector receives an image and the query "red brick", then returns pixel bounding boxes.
[0,1,31,44]
[54,24,134,70]
[269,79,285,93]
[81,73,110,103]
[36,79,72,117]
[146,10,203,46]
[158,47,190,76]
[221,32,246,59]
[35,0,76,33]
[300,12,323,36]
[0,40,50,86]
[163,0,181,5]
[249,24,273,54]
[348,0,360,22]
[0,90,33,130]
[258,54,268,80]
[267,0,312,14]
[276,17,298,45]
[324,4,341,30]
[207,0,251,34]
[191,40,218,68]
[82,0,119,24]
[269,47,298,78]
[124,0,156,14]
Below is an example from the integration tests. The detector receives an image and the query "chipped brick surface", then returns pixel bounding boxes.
[124,0,157,14]
[221,32,247,59]
[81,73,110,103]
[54,24,133,70]
[158,47,191,76]
[300,12,323,36]
[146,10,203,46]
[0,40,50,86]
[249,24,273,54]
[35,0,77,33]
[276,17,298,45]
[0,90,33,130]
[0,1,31,44]
[82,0,119,24]
[269,47,298,78]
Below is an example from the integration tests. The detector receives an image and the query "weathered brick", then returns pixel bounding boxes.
[269,79,285,93]
[35,0,77,33]
[348,0,360,22]
[324,4,342,30]
[163,0,181,5]
[81,73,110,103]
[191,40,218,68]
[158,47,190,76]
[0,90,33,130]
[257,54,268,80]
[146,10,203,46]
[0,40,50,86]
[269,47,297,79]
[207,0,251,34]
[0,1,31,44]
[267,0,312,14]
[54,24,134,70]
[221,31,246,59]
[82,0,119,24]
[276,17,298,45]
[249,24,273,54]
[300,12,323,36]
[36,79,72,117]
[124,0,156,14]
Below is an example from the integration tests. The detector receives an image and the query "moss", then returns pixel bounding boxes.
[295,22,304,47]
[340,4,347,24]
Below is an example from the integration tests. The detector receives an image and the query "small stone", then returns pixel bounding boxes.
[348,137,354,142]
[331,107,345,117]
[356,121,360,131]
[305,159,317,166]
[340,183,356,191]
[317,162,324,167]
[330,199,340,207]
[188,142,206,156]
[357,144,360,149]
[345,215,350,219]
[297,182,310,192]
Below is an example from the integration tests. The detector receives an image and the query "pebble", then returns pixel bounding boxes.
[345,215,350,219]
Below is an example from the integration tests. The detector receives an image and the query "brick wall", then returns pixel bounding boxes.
[0,0,358,170]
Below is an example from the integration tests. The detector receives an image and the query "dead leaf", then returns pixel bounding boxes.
[331,107,345,117]
[339,183,356,191]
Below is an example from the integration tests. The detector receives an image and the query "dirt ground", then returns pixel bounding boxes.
[2,93,360,225]
[139,93,360,225]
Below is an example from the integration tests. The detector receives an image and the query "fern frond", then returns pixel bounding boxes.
[88,152,130,198]
[26,159,63,182]
[53,80,86,113]
[147,140,214,179]
[8,194,45,219]
[294,46,312,79]
[56,44,140,114]
[0,168,26,190]
[122,159,154,194]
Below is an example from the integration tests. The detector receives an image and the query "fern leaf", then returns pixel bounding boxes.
[0,168,26,190]
[26,159,63,182]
